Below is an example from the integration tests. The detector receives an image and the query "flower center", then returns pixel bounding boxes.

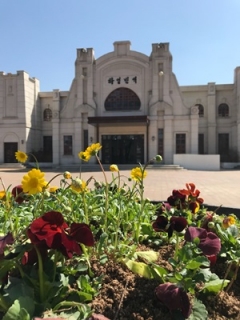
[29,177,39,188]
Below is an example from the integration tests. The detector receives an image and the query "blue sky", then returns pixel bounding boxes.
[1,0,240,91]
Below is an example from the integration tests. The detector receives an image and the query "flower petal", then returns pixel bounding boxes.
[70,223,94,246]
[155,282,191,318]
[170,216,188,232]
[152,216,168,232]
[199,232,221,256]
[184,226,207,242]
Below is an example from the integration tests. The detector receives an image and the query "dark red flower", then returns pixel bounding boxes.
[12,185,25,204]
[153,216,187,238]
[184,226,221,256]
[21,244,48,265]
[155,282,191,318]
[167,190,186,207]
[27,211,68,248]
[69,223,94,246]
[27,211,94,258]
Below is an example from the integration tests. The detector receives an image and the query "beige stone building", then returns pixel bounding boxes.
[0,41,239,166]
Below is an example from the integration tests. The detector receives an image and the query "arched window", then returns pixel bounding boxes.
[43,108,52,121]
[104,88,141,111]
[218,103,229,117]
[195,104,204,117]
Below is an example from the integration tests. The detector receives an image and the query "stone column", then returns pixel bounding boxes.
[73,118,82,163]
[148,116,158,160]
[52,114,60,166]
[164,115,173,164]
[190,106,199,154]
[207,83,216,153]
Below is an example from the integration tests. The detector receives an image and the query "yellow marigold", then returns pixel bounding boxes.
[222,215,236,229]
[49,186,59,193]
[0,191,6,200]
[71,178,87,193]
[130,167,147,181]
[110,164,119,172]
[15,151,28,163]
[63,171,71,179]
[78,151,91,162]
[21,169,47,195]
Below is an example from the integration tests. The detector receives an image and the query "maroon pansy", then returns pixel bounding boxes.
[184,226,221,256]
[167,190,186,207]
[12,185,25,204]
[155,282,191,318]
[69,223,94,246]
[27,211,94,258]
[153,215,187,238]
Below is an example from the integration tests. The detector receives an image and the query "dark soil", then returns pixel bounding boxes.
[90,245,240,320]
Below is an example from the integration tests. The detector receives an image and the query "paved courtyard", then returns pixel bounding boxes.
[1,167,240,210]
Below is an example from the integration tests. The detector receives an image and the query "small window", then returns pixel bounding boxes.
[195,104,204,117]
[218,103,229,117]
[63,135,72,155]
[43,108,52,121]
[176,134,186,154]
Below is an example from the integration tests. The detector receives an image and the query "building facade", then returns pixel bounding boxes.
[0,41,240,165]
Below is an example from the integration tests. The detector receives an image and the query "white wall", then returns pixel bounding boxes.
[174,154,220,170]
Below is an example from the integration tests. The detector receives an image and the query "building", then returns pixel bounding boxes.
[0,41,240,166]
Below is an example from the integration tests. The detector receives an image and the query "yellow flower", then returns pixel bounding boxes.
[110,164,119,172]
[222,215,236,229]
[130,167,147,181]
[49,186,59,193]
[71,178,87,193]
[78,151,91,162]
[0,191,6,200]
[21,169,47,195]
[63,171,72,179]
[15,151,28,163]
[85,143,102,156]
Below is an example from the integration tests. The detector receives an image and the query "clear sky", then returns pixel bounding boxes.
[1,0,240,92]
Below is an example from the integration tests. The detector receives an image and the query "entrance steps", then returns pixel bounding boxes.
[57,164,185,171]
[0,163,185,171]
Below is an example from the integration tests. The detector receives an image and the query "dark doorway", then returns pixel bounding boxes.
[43,136,53,162]
[4,142,18,163]
[102,135,144,164]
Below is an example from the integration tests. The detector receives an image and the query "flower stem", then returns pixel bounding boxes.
[96,155,109,232]
[34,245,45,302]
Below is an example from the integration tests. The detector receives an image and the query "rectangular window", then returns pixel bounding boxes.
[158,129,164,158]
[63,135,72,155]
[198,134,204,154]
[83,130,88,150]
[176,134,186,154]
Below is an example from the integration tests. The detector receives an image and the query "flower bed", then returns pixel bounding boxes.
[0,146,239,319]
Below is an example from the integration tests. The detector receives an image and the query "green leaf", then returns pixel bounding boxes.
[201,279,230,294]
[2,299,31,320]
[186,256,209,270]
[136,251,159,263]
[124,259,153,279]
[150,265,168,281]
[187,298,208,320]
